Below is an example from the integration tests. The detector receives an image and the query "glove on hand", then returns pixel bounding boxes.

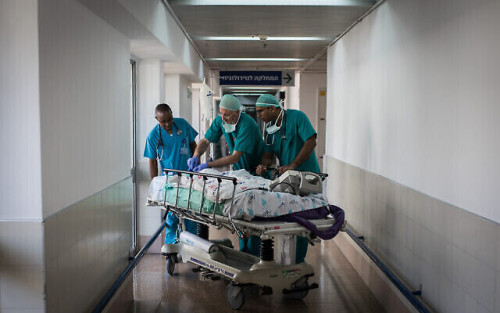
[187,156,199,171]
[193,162,209,172]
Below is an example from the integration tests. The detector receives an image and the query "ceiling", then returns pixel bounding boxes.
[165,0,377,73]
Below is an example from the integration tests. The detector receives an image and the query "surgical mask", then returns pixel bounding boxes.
[223,122,236,133]
[265,122,280,134]
[222,110,241,133]
[265,109,284,134]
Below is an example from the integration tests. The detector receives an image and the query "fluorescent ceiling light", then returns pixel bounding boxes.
[207,58,308,61]
[171,0,374,6]
[225,86,278,90]
[230,90,271,93]
[232,93,267,96]
[195,36,332,41]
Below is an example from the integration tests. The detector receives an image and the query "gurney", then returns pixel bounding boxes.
[147,168,345,309]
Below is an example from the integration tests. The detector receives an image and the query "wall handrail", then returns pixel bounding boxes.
[345,226,433,313]
[92,220,167,313]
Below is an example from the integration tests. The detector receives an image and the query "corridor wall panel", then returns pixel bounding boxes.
[326,1,500,313]
[0,0,42,220]
[327,0,500,222]
[39,0,131,217]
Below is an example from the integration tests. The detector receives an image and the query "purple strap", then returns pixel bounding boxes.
[253,205,345,240]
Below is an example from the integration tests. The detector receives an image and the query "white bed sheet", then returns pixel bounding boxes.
[148,169,329,221]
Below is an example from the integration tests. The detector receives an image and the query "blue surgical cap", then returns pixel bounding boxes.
[220,94,241,111]
[256,94,280,107]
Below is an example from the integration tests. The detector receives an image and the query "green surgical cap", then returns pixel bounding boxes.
[256,94,280,107]
[220,94,241,111]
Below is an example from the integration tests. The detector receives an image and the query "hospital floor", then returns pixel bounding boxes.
[120,229,386,313]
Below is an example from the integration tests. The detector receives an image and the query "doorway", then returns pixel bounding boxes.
[316,89,326,172]
[130,59,138,253]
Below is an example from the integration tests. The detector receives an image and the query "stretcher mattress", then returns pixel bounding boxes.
[147,169,330,221]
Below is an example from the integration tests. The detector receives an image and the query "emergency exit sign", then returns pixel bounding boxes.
[219,71,295,86]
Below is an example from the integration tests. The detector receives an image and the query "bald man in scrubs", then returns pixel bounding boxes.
[188,94,266,257]
[187,94,265,173]
[144,103,198,254]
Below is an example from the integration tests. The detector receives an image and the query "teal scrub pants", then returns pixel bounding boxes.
[165,212,198,244]
[239,235,309,264]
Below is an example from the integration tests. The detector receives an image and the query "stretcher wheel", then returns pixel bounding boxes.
[225,284,245,310]
[289,276,309,300]
[166,255,176,276]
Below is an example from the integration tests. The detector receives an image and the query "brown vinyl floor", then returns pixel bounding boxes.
[129,229,385,313]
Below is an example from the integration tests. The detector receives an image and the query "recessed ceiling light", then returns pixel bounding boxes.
[232,93,268,96]
[230,90,271,92]
[225,86,278,90]
[206,58,308,61]
[195,36,332,41]
[176,0,370,6]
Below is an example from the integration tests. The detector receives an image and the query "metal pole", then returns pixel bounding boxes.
[345,226,431,313]
[92,220,167,313]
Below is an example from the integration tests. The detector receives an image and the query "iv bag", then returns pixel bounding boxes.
[200,81,213,118]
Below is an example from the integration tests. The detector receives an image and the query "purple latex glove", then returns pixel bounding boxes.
[187,156,199,171]
[193,162,209,172]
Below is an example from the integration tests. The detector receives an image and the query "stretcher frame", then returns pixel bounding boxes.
[157,168,338,309]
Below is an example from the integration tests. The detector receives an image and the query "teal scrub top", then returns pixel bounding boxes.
[144,117,198,173]
[264,109,320,173]
[205,113,265,172]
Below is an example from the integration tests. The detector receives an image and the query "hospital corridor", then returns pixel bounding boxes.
[1,1,499,313]
[121,228,384,313]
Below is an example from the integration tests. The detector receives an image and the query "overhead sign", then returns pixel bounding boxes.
[219,71,295,86]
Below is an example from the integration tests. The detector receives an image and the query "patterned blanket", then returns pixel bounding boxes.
[148,169,329,221]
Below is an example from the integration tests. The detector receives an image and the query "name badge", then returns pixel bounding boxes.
[180,138,189,155]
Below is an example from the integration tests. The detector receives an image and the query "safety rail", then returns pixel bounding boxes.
[345,226,432,313]
[162,169,243,237]
[92,220,167,313]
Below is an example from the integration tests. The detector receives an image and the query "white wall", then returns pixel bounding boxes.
[179,75,192,123]
[164,74,181,116]
[191,83,201,133]
[137,59,164,238]
[164,74,193,123]
[0,0,42,220]
[137,60,164,164]
[285,71,300,110]
[327,0,500,223]
[299,73,326,130]
[39,0,131,218]
[117,0,206,81]
[1,1,134,312]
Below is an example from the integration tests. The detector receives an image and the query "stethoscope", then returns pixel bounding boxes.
[156,123,182,161]
[265,110,287,146]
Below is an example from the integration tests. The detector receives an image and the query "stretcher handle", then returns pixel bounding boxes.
[267,167,329,181]
[163,168,237,183]
[162,174,170,218]
[188,176,214,225]
[180,173,199,223]
[227,179,243,238]
[212,178,221,221]
[164,170,196,225]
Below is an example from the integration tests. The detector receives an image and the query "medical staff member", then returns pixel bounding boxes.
[256,94,320,175]
[255,94,321,264]
[187,94,265,173]
[144,103,198,254]
[188,94,265,257]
